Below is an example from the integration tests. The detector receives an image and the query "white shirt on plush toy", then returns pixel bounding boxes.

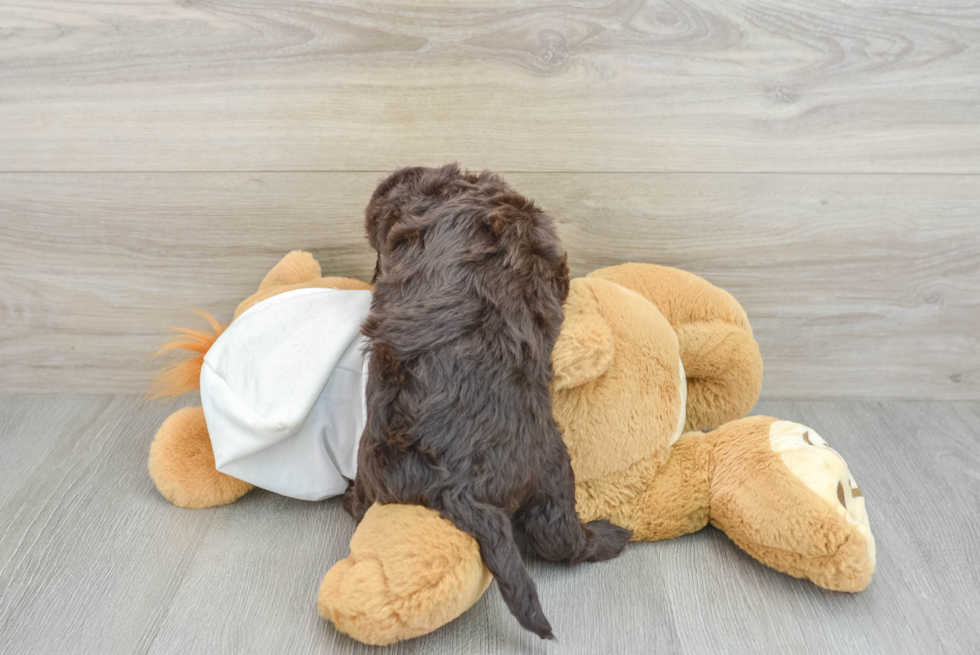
[200,287,373,501]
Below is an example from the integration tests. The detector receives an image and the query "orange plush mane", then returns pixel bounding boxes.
[148,310,226,399]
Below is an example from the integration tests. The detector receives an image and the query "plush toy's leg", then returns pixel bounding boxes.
[319,503,492,646]
[707,416,875,592]
[672,321,762,431]
[148,406,253,508]
[621,431,714,541]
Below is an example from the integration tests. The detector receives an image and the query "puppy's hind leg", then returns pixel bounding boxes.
[518,427,632,564]
[342,478,370,524]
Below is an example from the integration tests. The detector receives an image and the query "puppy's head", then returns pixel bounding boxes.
[365,165,569,301]
[365,164,478,254]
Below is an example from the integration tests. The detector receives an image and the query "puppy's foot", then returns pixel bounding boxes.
[581,520,632,562]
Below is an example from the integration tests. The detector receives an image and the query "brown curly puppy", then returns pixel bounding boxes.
[344,164,632,639]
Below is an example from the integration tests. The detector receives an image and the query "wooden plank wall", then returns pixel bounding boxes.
[1,1,978,399]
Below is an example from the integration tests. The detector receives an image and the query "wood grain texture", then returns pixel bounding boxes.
[2,172,977,399]
[0,395,215,655]
[2,1,977,650]
[1,1,978,172]
[1,396,978,654]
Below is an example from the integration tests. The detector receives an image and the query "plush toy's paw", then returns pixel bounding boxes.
[709,417,875,593]
[318,503,492,646]
[148,407,253,508]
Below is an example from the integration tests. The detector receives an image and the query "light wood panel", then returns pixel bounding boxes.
[1,172,977,399]
[1,1,978,172]
[1,396,978,654]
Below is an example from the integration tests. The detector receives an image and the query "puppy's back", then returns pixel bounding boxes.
[352,165,628,640]
[362,165,569,469]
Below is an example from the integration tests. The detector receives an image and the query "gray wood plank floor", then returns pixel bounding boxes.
[1,395,977,654]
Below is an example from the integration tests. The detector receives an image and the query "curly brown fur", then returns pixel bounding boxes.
[345,164,632,639]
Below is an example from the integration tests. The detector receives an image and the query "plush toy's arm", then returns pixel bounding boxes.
[552,293,614,391]
[587,264,762,431]
[319,503,492,645]
[148,406,253,508]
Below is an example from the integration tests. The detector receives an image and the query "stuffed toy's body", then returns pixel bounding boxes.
[149,251,875,646]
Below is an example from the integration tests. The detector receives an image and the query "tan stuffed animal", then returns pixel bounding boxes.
[148,252,875,646]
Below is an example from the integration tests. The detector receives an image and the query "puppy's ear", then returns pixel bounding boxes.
[553,251,570,302]
[365,167,426,252]
[552,282,614,390]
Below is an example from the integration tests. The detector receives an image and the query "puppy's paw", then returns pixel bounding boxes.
[582,519,632,562]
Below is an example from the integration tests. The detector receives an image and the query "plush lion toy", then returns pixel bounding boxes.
[148,251,875,646]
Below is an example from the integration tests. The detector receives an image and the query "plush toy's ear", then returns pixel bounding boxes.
[234,251,372,320]
[258,250,322,290]
[552,284,615,391]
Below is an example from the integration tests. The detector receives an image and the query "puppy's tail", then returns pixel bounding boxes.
[147,310,225,399]
[441,501,554,640]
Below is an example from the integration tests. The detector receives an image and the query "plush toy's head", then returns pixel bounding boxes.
[150,251,370,399]
[233,250,371,319]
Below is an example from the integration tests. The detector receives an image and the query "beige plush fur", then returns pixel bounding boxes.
[587,263,763,432]
[148,406,253,509]
[706,417,874,593]
[318,262,873,645]
[318,504,493,645]
[233,250,371,321]
[146,251,875,646]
